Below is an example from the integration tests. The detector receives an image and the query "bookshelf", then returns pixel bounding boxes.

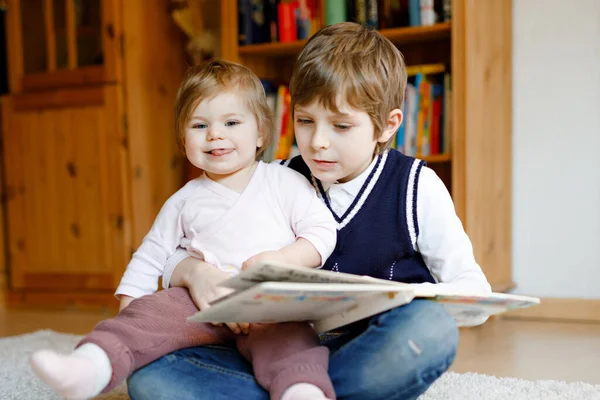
[218,0,513,292]
[238,22,451,56]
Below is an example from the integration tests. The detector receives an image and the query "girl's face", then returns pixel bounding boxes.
[185,92,263,184]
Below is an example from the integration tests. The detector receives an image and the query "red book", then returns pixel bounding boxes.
[278,2,298,42]
[430,97,442,154]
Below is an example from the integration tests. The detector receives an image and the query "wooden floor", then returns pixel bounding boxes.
[452,317,600,385]
[1,301,599,385]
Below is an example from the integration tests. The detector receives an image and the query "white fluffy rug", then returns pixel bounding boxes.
[0,330,128,400]
[1,330,599,400]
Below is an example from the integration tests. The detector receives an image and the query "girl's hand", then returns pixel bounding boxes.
[241,250,289,271]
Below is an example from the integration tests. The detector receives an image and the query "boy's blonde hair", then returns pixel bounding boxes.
[290,22,407,153]
[175,59,274,160]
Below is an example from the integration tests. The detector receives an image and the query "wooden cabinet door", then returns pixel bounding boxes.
[0,85,130,291]
[5,0,122,93]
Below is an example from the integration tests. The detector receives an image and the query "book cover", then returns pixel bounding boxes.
[188,262,540,332]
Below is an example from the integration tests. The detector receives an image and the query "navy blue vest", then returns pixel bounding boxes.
[285,150,435,284]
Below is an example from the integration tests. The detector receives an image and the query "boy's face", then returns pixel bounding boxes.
[294,99,389,185]
[184,91,263,182]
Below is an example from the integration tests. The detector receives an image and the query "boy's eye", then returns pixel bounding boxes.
[296,118,313,125]
[335,124,352,131]
[225,120,240,127]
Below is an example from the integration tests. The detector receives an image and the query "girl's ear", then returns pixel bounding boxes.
[378,108,403,143]
[256,135,264,148]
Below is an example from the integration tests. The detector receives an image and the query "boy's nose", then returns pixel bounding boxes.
[310,128,330,150]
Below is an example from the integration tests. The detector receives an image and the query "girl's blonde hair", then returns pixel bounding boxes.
[175,60,274,160]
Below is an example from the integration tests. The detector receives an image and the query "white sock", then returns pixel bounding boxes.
[280,383,331,400]
[30,343,112,399]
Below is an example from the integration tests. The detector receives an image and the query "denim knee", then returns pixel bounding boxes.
[356,300,459,399]
[127,355,178,400]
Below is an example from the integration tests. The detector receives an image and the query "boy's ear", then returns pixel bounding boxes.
[378,108,403,143]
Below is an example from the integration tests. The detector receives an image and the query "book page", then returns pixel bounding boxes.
[222,261,408,290]
[413,286,540,324]
[188,281,415,332]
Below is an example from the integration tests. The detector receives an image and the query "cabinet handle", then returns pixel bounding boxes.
[106,23,115,39]
[115,215,124,230]
[66,162,77,177]
[70,223,80,238]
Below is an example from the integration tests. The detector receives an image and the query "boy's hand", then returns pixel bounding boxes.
[118,295,134,312]
[180,257,250,335]
[241,250,289,271]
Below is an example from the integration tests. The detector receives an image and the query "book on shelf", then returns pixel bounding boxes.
[238,0,453,47]
[187,261,540,333]
[395,63,451,159]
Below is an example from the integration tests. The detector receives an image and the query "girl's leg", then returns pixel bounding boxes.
[236,322,334,400]
[127,299,457,400]
[31,288,233,399]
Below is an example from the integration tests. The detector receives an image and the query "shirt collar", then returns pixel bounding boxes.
[327,156,379,198]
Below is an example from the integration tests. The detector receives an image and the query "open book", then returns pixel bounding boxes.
[187,262,540,333]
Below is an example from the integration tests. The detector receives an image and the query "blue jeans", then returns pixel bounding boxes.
[127,299,458,400]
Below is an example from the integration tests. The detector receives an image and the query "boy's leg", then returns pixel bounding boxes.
[128,345,269,400]
[126,299,456,400]
[236,323,335,400]
[31,287,234,398]
[325,299,459,400]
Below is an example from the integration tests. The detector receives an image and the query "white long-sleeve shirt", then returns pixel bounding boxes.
[162,156,491,294]
[158,155,491,326]
[115,161,337,299]
[326,158,491,294]
[324,156,491,327]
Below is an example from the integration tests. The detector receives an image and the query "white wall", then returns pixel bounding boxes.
[512,0,600,299]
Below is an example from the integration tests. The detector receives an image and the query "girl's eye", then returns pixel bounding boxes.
[296,118,313,125]
[225,120,240,127]
[192,123,207,129]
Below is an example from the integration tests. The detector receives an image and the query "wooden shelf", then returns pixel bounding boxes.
[406,63,446,76]
[423,153,451,163]
[380,22,451,45]
[239,39,307,56]
[238,22,451,57]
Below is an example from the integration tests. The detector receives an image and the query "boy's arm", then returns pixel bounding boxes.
[119,295,134,311]
[415,167,492,294]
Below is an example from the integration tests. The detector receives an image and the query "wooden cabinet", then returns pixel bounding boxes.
[217,0,514,291]
[8,0,120,92]
[1,0,187,308]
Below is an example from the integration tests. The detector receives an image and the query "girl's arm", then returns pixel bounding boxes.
[115,183,195,299]
[274,167,338,268]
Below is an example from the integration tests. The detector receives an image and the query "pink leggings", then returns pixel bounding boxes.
[77,287,334,399]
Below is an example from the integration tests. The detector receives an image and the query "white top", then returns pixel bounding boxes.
[115,161,337,299]
[162,156,491,294]
[327,156,491,295]
[325,155,491,327]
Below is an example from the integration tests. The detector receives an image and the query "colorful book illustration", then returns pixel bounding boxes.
[188,262,540,332]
